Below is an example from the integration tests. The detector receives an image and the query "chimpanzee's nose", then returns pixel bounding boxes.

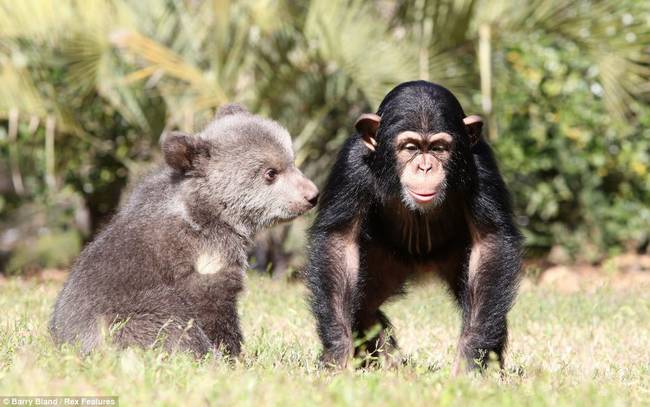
[418,160,433,173]
[307,192,319,207]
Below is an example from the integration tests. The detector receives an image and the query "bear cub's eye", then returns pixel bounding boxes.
[264,168,278,183]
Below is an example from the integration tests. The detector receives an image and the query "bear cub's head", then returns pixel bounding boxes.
[162,104,318,233]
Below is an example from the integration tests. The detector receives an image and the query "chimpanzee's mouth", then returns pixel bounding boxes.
[407,189,436,204]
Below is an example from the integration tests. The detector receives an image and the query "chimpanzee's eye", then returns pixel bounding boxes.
[429,144,448,153]
[264,168,278,183]
[404,143,418,152]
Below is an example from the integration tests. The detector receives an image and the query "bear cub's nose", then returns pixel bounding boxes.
[307,192,319,207]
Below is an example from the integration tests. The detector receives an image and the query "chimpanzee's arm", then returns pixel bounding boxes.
[306,139,371,367]
[307,223,362,367]
[454,142,523,373]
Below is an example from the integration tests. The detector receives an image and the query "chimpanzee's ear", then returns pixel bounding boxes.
[463,115,483,146]
[215,103,250,118]
[354,113,380,151]
[162,132,210,174]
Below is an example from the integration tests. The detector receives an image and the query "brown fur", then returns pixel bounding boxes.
[49,104,318,357]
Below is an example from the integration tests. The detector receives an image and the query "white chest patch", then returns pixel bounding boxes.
[195,251,225,275]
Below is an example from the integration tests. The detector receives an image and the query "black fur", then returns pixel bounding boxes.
[306,81,523,371]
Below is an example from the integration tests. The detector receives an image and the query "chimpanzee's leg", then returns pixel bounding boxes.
[351,246,411,367]
[352,309,400,367]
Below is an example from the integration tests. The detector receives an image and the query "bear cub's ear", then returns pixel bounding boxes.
[162,132,210,174]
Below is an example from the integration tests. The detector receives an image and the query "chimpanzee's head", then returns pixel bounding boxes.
[355,81,483,212]
[162,104,319,232]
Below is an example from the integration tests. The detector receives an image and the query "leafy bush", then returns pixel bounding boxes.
[494,36,650,259]
[1,188,87,274]
[1,0,648,273]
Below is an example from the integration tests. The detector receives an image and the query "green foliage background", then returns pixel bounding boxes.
[0,0,649,272]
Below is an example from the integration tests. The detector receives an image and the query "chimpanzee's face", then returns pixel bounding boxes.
[354,81,483,213]
[394,130,452,211]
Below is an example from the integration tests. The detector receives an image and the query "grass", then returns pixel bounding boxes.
[0,273,648,406]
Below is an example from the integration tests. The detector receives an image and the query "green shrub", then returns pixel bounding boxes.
[494,37,650,260]
[6,230,81,275]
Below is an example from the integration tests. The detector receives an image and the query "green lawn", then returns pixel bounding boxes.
[0,274,648,406]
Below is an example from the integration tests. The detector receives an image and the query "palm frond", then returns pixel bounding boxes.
[479,0,650,119]
[305,0,419,107]
[0,59,47,117]
[386,0,480,104]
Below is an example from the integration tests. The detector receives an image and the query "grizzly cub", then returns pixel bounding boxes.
[49,104,318,357]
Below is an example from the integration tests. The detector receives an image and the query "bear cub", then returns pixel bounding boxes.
[49,104,319,357]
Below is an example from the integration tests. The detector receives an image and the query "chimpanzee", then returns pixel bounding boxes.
[306,81,522,373]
